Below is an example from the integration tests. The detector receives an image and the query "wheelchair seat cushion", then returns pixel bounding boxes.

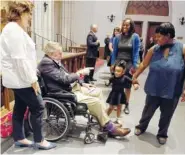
[47,91,77,102]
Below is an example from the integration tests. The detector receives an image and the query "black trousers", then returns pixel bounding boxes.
[84,57,96,83]
[136,95,179,138]
[12,88,44,142]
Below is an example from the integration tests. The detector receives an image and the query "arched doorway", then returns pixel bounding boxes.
[124,1,171,49]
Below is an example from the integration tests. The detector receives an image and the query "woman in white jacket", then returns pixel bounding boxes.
[0,1,56,150]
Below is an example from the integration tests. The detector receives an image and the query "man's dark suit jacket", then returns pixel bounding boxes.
[86,31,100,58]
[38,55,79,92]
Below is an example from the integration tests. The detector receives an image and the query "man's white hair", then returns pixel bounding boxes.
[90,24,97,30]
[43,41,62,55]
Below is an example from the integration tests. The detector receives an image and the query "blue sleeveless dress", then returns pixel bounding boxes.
[144,41,184,99]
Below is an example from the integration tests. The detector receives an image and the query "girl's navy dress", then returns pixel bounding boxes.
[106,75,132,105]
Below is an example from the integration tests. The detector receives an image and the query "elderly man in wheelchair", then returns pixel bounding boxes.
[36,42,130,144]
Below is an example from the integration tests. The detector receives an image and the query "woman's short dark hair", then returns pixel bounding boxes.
[121,18,135,35]
[112,27,120,37]
[158,22,175,38]
[7,1,34,22]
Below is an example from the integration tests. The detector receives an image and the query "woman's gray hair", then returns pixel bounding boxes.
[43,41,62,55]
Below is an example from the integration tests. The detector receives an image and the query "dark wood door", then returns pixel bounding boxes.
[134,21,143,37]
[146,22,162,49]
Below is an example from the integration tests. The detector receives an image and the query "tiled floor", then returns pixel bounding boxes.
[4,61,185,154]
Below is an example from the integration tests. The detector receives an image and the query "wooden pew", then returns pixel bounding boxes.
[68,46,87,53]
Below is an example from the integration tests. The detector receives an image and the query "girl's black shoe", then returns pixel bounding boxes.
[124,104,130,114]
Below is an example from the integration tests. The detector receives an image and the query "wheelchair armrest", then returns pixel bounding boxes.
[47,91,77,102]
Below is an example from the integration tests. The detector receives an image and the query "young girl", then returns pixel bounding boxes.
[106,60,139,124]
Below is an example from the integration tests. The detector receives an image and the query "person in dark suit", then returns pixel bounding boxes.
[84,24,100,83]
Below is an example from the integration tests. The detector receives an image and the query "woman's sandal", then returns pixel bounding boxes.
[14,141,34,148]
[34,142,57,150]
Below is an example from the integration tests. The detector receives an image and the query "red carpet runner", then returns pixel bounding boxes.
[95,59,105,70]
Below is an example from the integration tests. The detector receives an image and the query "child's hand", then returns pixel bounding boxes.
[133,84,139,90]
[129,67,136,75]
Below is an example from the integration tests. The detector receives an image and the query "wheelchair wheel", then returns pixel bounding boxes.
[28,97,71,142]
[84,132,95,144]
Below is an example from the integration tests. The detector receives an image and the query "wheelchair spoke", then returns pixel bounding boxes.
[43,122,53,137]
[48,123,62,135]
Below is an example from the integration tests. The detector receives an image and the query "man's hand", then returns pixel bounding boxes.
[31,81,40,96]
[76,68,94,76]
[181,90,185,102]
[96,40,100,44]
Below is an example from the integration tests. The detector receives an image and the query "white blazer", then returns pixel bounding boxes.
[0,22,38,89]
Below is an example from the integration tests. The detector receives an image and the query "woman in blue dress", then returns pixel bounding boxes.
[133,22,185,145]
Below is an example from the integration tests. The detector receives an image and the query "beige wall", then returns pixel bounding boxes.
[0,1,8,32]
[54,1,62,38]
[71,1,185,46]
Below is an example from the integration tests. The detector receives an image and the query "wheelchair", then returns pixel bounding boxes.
[27,71,108,144]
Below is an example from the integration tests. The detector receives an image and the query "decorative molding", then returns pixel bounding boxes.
[126,1,169,16]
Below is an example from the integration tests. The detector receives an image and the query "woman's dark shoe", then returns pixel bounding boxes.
[157,137,167,145]
[14,141,34,148]
[124,105,130,114]
[134,127,145,136]
[34,142,57,150]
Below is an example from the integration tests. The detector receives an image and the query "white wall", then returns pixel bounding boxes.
[33,1,54,40]
[32,0,185,51]
[93,1,124,45]
[72,1,95,45]
[54,1,61,37]
[171,1,185,43]
[61,1,73,40]
[72,1,124,45]
[33,1,55,60]
[72,1,185,46]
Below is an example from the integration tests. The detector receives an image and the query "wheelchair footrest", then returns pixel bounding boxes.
[97,132,108,143]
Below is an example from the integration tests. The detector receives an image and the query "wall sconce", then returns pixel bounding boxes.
[179,17,185,25]
[107,14,115,23]
[43,2,48,12]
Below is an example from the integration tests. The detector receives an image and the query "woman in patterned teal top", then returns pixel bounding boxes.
[133,22,185,145]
